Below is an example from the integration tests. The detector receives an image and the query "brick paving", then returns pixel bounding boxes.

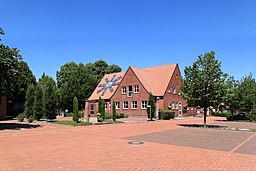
[0,117,256,170]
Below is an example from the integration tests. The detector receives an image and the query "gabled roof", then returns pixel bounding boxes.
[88,72,125,100]
[131,64,177,96]
[88,63,178,101]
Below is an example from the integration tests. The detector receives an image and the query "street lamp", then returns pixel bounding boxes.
[147,105,151,121]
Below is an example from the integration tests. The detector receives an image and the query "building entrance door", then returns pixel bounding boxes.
[89,104,96,117]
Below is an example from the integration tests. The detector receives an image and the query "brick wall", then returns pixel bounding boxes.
[111,67,149,116]
[162,65,197,117]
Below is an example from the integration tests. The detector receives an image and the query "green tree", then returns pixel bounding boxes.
[33,85,43,121]
[102,100,106,120]
[182,51,227,127]
[147,93,156,120]
[42,75,58,121]
[222,76,239,114]
[236,73,256,112]
[73,96,79,123]
[0,27,4,41]
[0,44,22,95]
[107,64,122,74]
[24,84,35,119]
[112,101,116,121]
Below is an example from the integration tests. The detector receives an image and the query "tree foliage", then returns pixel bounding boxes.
[33,85,44,121]
[0,27,35,104]
[182,51,227,126]
[147,93,156,120]
[235,73,256,112]
[56,60,121,111]
[24,84,35,119]
[73,96,79,123]
[41,75,58,121]
[112,101,116,121]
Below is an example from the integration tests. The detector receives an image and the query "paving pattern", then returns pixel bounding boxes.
[0,117,256,171]
[124,127,256,154]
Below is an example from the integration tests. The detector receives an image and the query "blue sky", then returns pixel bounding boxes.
[1,0,255,80]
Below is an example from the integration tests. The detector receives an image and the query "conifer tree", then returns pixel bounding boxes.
[73,96,79,123]
[112,101,116,121]
[24,84,35,119]
[147,93,156,120]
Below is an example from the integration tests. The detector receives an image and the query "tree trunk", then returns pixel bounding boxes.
[203,107,207,127]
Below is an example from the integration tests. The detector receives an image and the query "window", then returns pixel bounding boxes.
[105,103,108,110]
[127,86,132,97]
[123,101,128,109]
[115,102,120,109]
[171,102,175,109]
[141,101,147,109]
[122,87,126,94]
[134,85,139,93]
[172,87,176,94]
[131,101,137,109]
[187,107,190,111]
[176,102,179,109]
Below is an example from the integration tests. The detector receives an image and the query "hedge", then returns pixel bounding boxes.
[159,110,175,120]
[211,112,232,117]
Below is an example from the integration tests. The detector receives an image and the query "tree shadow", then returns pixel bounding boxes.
[178,124,227,129]
[214,119,228,122]
[0,123,41,130]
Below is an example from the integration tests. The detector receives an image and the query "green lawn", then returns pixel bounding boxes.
[53,120,93,126]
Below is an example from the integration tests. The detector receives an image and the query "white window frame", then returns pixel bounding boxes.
[171,102,175,109]
[105,102,108,110]
[123,101,128,109]
[115,102,120,109]
[131,101,137,109]
[141,101,147,109]
[176,102,179,109]
[127,86,132,97]
[122,87,126,94]
[134,85,139,93]
[172,87,176,94]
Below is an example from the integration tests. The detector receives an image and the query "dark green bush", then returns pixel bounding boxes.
[28,117,34,123]
[64,112,74,117]
[116,113,128,119]
[105,112,112,119]
[211,112,232,117]
[159,110,175,120]
[17,113,25,122]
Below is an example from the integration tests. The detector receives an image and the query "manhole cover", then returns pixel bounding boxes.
[128,141,144,145]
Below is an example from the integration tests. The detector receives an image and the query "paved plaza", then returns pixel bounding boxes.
[0,117,256,170]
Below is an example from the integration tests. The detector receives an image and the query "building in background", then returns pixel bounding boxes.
[84,63,198,118]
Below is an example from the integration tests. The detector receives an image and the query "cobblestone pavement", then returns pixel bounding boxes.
[0,117,256,171]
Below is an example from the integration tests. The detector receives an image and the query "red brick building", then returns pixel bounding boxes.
[84,63,198,118]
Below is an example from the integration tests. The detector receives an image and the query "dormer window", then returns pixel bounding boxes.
[134,85,139,93]
[122,87,126,94]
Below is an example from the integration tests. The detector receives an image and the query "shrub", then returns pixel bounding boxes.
[211,112,232,117]
[17,113,25,122]
[159,110,175,120]
[64,112,74,117]
[105,112,112,119]
[28,117,34,123]
[79,111,84,118]
[116,113,128,119]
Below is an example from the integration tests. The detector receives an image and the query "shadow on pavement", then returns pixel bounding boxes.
[0,123,41,130]
[178,123,227,129]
